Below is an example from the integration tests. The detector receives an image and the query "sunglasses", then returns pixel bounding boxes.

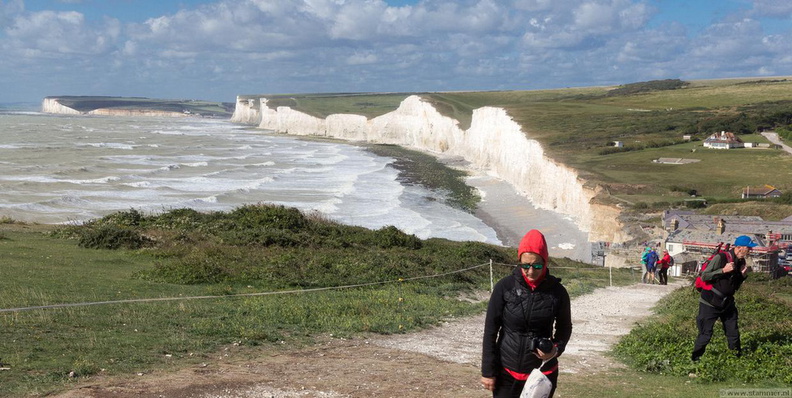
[519,263,544,270]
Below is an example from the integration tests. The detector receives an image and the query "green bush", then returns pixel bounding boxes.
[78,225,150,250]
[374,225,423,249]
[229,204,308,230]
[93,208,144,227]
[775,191,792,205]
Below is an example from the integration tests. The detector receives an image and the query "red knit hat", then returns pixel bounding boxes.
[517,229,549,265]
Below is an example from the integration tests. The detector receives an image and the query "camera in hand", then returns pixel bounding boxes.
[528,337,554,353]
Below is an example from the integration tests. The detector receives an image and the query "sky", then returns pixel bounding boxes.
[1,0,791,104]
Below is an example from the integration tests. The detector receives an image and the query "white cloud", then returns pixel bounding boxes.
[0,0,24,30]
[1,0,792,103]
[690,18,769,59]
[751,0,792,18]
[3,9,119,58]
[346,51,378,65]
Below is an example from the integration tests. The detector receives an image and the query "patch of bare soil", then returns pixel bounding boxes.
[52,282,681,398]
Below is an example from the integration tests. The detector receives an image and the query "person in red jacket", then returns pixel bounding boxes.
[657,249,672,285]
[481,229,573,398]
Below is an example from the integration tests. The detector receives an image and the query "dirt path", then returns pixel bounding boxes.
[53,282,682,398]
[761,132,792,155]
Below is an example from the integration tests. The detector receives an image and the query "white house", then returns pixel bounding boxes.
[703,131,744,149]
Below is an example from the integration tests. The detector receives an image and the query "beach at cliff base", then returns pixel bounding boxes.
[467,173,591,262]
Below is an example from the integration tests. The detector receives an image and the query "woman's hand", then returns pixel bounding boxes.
[536,345,558,361]
[481,376,496,391]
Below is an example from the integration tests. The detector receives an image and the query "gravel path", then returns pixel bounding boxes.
[51,281,683,398]
[371,281,683,376]
[53,281,683,398]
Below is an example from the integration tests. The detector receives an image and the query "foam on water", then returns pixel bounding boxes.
[0,113,510,245]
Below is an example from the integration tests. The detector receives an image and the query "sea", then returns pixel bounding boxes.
[0,110,591,260]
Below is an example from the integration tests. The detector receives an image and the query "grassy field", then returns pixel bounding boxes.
[2,215,790,396]
[0,211,636,397]
[240,77,792,208]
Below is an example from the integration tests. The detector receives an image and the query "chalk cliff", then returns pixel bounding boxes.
[233,95,628,243]
[42,98,192,118]
[230,97,262,124]
[41,98,82,115]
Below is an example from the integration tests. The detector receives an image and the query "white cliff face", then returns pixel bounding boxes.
[42,98,189,118]
[246,95,625,242]
[230,97,262,125]
[41,98,81,115]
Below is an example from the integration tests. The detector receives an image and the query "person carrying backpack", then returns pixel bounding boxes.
[691,235,756,362]
[644,249,659,284]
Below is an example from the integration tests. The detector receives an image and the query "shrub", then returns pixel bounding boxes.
[775,191,792,205]
[78,225,150,250]
[94,208,145,227]
[374,226,423,249]
[685,200,707,209]
[229,204,308,230]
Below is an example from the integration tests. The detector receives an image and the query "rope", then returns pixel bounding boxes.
[0,262,492,314]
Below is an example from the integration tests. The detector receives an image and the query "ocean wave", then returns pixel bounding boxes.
[61,176,121,185]
[237,177,275,192]
[249,161,276,167]
[157,164,181,172]
[43,195,94,207]
[80,142,136,150]
[122,181,151,188]
[182,161,208,167]
[151,130,185,136]
[188,195,218,204]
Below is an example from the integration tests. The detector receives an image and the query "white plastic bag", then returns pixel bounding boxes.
[519,362,552,398]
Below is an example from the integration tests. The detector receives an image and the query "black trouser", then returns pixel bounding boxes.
[492,364,559,398]
[658,268,668,285]
[691,301,741,360]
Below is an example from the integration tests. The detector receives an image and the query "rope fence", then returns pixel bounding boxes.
[0,260,631,314]
[0,261,494,314]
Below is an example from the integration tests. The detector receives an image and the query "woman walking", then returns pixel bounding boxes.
[481,229,573,397]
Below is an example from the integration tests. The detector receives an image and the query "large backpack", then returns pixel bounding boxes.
[694,243,732,292]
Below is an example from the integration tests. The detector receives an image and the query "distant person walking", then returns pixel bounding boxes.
[657,250,672,285]
[691,235,755,361]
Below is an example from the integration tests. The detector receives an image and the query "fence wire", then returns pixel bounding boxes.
[0,261,495,313]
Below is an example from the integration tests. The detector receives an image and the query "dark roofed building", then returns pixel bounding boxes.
[742,185,782,199]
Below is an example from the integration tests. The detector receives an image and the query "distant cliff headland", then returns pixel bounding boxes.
[42,96,234,118]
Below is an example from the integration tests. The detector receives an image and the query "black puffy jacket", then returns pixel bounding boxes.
[481,267,572,377]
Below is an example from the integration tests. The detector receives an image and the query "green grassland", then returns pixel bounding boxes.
[49,96,235,118]
[3,207,790,396]
[0,207,635,396]
[242,78,792,208]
